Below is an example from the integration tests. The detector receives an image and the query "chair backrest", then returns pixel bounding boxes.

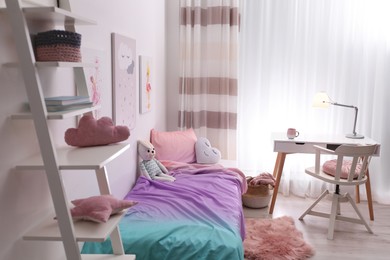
[328,144,377,182]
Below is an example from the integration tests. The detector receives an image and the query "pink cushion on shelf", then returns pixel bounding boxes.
[70,195,137,223]
[64,115,130,147]
[150,128,197,163]
[322,159,362,179]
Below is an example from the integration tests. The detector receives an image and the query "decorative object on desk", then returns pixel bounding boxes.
[139,55,153,114]
[70,195,138,223]
[34,30,82,62]
[242,173,275,208]
[244,216,315,260]
[64,114,130,147]
[112,33,136,130]
[287,128,299,139]
[44,95,90,106]
[195,137,221,164]
[312,91,364,139]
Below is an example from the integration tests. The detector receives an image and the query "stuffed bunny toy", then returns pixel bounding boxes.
[137,140,176,182]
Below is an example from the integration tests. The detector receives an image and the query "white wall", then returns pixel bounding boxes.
[0,0,167,259]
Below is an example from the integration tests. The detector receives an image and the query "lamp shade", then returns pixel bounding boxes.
[312,92,330,108]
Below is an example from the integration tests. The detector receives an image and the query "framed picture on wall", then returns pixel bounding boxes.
[81,47,106,119]
[139,55,153,114]
[111,33,137,129]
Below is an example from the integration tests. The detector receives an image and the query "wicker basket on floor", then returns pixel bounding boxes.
[34,30,82,62]
[242,177,272,208]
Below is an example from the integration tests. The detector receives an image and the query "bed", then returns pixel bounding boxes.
[81,160,247,259]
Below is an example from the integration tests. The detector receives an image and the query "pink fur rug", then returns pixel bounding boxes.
[244,216,315,260]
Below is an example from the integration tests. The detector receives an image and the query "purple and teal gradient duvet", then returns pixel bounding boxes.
[82,163,246,260]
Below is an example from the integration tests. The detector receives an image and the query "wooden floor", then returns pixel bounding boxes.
[243,194,390,259]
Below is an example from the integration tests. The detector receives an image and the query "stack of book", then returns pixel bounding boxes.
[44,96,93,112]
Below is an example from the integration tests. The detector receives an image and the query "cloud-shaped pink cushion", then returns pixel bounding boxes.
[65,115,130,147]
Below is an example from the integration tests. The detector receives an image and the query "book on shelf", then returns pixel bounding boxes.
[44,96,90,106]
[46,101,94,112]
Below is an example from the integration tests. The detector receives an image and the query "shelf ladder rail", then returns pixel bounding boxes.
[5,0,81,259]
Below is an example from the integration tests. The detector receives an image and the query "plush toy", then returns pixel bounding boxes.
[137,140,176,182]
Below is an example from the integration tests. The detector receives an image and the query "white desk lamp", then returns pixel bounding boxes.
[312,92,364,139]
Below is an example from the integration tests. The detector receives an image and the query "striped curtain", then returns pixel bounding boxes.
[179,0,239,160]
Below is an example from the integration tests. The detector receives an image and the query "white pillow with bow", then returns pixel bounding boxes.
[195,137,221,164]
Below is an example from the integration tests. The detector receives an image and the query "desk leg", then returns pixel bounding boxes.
[365,169,374,221]
[355,169,374,221]
[269,152,286,215]
[355,186,361,203]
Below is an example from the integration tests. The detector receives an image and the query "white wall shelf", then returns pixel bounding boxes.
[24,210,127,242]
[22,6,96,25]
[23,211,126,242]
[0,6,96,25]
[15,143,130,170]
[35,61,96,67]
[11,105,101,120]
[3,61,95,68]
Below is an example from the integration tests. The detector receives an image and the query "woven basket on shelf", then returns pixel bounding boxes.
[34,30,82,62]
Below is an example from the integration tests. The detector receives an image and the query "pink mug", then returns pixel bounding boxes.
[287,128,299,139]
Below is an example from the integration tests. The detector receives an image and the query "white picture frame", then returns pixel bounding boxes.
[111,33,137,129]
[139,55,153,114]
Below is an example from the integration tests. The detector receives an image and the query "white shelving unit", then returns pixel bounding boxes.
[4,1,135,259]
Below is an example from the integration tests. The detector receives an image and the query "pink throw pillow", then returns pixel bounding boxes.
[65,115,130,147]
[150,128,197,163]
[322,159,362,179]
[70,195,137,223]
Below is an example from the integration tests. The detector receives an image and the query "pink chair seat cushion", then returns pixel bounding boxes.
[322,159,362,179]
[65,115,130,147]
[70,195,137,223]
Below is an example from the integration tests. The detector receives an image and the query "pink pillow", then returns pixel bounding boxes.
[70,195,137,223]
[322,159,362,179]
[65,115,130,147]
[150,128,197,163]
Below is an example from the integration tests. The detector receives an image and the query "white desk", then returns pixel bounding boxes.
[270,133,381,220]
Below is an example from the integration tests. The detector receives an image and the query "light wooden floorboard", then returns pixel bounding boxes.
[243,195,390,259]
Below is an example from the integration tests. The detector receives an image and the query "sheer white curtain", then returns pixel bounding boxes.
[238,0,390,204]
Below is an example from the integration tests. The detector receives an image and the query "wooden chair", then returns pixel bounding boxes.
[299,144,377,239]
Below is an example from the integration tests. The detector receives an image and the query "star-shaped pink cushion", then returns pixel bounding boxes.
[70,194,137,223]
[65,115,130,147]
